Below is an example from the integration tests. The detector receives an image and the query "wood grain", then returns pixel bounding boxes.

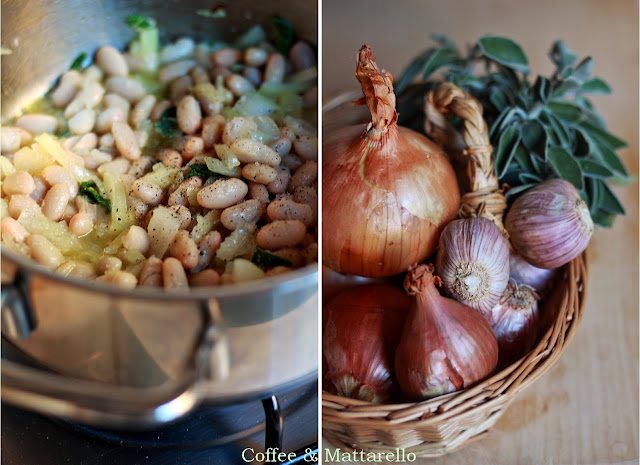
[321,0,639,463]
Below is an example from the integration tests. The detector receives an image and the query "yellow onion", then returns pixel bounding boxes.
[322,44,460,277]
[505,178,593,269]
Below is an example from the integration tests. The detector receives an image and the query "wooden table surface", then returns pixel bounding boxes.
[321,0,639,463]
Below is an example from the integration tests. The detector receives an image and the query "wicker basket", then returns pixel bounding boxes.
[321,82,589,457]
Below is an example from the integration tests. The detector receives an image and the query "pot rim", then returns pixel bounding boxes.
[1,248,318,301]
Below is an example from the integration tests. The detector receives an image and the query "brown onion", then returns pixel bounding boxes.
[323,284,410,403]
[436,217,510,318]
[488,280,539,369]
[505,178,593,269]
[322,44,460,277]
[394,264,498,401]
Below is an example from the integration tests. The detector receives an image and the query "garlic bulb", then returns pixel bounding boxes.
[509,252,556,296]
[505,178,593,269]
[436,217,510,318]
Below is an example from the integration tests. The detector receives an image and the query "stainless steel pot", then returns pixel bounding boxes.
[1,0,318,429]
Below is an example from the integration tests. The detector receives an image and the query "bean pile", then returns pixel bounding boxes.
[0,20,318,289]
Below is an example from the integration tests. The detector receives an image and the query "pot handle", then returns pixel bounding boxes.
[1,286,229,429]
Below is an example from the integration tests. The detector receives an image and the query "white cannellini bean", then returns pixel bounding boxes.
[134,129,149,149]
[158,59,197,83]
[210,66,231,81]
[222,117,256,145]
[64,94,85,119]
[287,160,317,193]
[158,148,183,167]
[289,41,316,71]
[127,156,153,178]
[104,93,131,113]
[225,74,255,97]
[168,204,191,229]
[83,64,104,82]
[30,176,48,203]
[270,137,292,157]
[130,95,156,128]
[41,183,70,221]
[266,166,291,195]
[3,171,36,196]
[69,211,93,236]
[97,270,138,289]
[139,256,163,287]
[160,37,195,64]
[1,127,22,154]
[80,81,106,109]
[122,225,150,255]
[244,47,268,67]
[51,70,83,107]
[8,195,40,218]
[84,148,113,169]
[57,260,96,279]
[97,156,131,175]
[264,53,286,83]
[170,75,193,103]
[95,107,126,134]
[167,230,199,269]
[16,114,58,134]
[241,163,278,184]
[105,76,146,102]
[132,179,164,205]
[230,138,281,167]
[212,48,242,67]
[182,136,203,162]
[293,136,318,161]
[68,109,96,135]
[162,257,189,290]
[189,269,220,287]
[201,115,225,148]
[256,220,307,251]
[191,65,210,85]
[220,199,264,230]
[95,46,129,76]
[248,182,269,204]
[151,100,172,121]
[112,121,141,160]
[97,256,122,273]
[1,217,30,242]
[26,234,65,268]
[194,43,211,67]
[72,132,98,153]
[197,178,248,209]
[281,153,303,172]
[266,198,314,227]
[177,95,202,135]
[243,66,262,87]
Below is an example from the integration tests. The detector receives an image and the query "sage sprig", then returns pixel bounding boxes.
[396,35,632,227]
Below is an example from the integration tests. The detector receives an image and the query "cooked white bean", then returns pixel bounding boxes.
[264,53,286,83]
[242,163,278,184]
[201,115,225,148]
[160,37,195,64]
[158,148,183,167]
[18,128,33,147]
[57,260,96,279]
[191,65,210,85]
[8,194,40,218]
[134,129,149,149]
[280,126,296,142]
[281,153,304,172]
[177,95,202,134]
[105,76,146,102]
[168,204,191,229]
[222,117,256,145]
[159,59,197,83]
[273,248,304,267]
[266,165,291,195]
[1,127,21,153]
[132,179,164,205]
[293,136,318,161]
[210,66,232,81]
[41,183,70,221]
[51,70,82,107]
[243,66,262,86]
[225,74,255,97]
[127,156,153,178]
[130,95,156,128]
[257,220,306,250]
[69,211,93,236]
[97,156,131,175]
[72,133,98,153]
[16,114,58,134]
[97,270,138,289]
[151,99,172,121]
[26,234,64,268]
[170,75,194,103]
[230,138,281,167]
[270,137,292,157]
[62,135,81,151]
[104,93,131,113]
[97,256,122,274]
[289,41,316,71]
[193,230,222,271]
[112,121,141,160]
[3,171,36,196]
[244,47,268,67]
[168,230,198,269]
[84,148,113,169]
[189,269,220,287]
[95,46,129,76]
[213,48,242,67]
[68,109,96,135]
[80,81,106,109]
[139,256,163,287]
[293,185,318,220]
[266,198,313,227]
[122,225,150,254]
[62,203,78,223]
[287,160,317,193]
[220,199,264,230]
[197,178,248,209]
[162,257,189,289]
[64,94,85,119]
[248,182,269,204]
[1,217,30,242]
[30,176,48,203]
[95,107,126,134]
[194,43,211,67]
[82,65,104,82]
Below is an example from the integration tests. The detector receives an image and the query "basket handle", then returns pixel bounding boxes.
[424,82,509,238]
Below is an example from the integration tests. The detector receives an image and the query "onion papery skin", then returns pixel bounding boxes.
[436,217,510,318]
[489,282,539,369]
[505,178,594,269]
[509,252,556,296]
[323,284,410,404]
[322,124,460,277]
[394,265,498,401]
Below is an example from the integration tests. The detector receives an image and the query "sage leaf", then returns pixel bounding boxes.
[495,125,522,178]
[521,119,546,152]
[599,181,625,215]
[579,159,614,179]
[591,209,616,228]
[70,52,88,71]
[578,120,627,150]
[533,76,551,102]
[580,77,611,94]
[546,100,584,124]
[585,177,600,213]
[549,40,577,68]
[478,36,530,73]
[572,57,594,82]
[505,183,536,200]
[430,34,458,49]
[396,49,434,94]
[422,47,460,80]
[547,146,584,190]
[594,143,629,177]
[489,87,509,112]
